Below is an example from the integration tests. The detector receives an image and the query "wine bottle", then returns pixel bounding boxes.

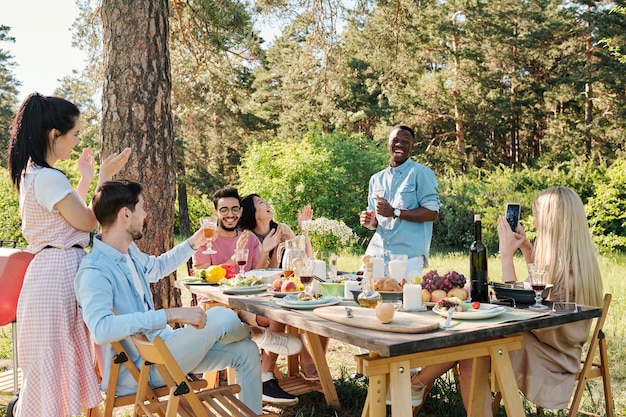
[470,214,489,302]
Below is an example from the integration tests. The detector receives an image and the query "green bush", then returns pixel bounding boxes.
[237,127,387,253]
[0,167,25,246]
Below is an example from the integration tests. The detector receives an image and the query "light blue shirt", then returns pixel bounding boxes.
[75,234,195,394]
[365,159,440,265]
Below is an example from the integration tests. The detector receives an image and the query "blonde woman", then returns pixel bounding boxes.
[408,186,604,414]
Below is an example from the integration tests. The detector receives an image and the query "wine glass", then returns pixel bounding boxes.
[200,217,218,254]
[529,270,549,310]
[235,248,249,276]
[299,261,315,295]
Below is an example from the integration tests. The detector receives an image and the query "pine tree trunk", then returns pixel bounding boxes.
[101,0,181,309]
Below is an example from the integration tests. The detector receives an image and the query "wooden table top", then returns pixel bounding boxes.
[180,283,601,357]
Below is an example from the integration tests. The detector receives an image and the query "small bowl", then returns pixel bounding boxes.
[490,282,552,305]
[319,282,345,297]
[350,289,403,304]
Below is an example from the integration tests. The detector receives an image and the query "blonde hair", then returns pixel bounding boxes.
[532,186,603,307]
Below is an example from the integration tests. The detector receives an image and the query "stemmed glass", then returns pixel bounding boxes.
[529,269,549,310]
[235,248,249,276]
[200,217,218,254]
[299,260,315,295]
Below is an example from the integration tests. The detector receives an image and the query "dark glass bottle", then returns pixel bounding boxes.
[470,214,489,302]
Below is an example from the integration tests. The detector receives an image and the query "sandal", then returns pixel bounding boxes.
[299,363,320,381]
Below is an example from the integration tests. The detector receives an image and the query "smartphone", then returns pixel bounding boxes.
[505,203,521,232]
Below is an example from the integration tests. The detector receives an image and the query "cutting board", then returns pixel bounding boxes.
[314,306,440,334]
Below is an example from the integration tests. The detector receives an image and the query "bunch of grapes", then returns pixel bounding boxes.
[436,298,460,310]
[421,270,467,292]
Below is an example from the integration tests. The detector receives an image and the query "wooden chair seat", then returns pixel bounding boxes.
[102,341,207,417]
[131,334,277,417]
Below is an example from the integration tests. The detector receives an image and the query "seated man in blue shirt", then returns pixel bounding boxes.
[360,125,440,276]
[75,180,302,414]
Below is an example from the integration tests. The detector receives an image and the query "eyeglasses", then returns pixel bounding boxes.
[217,206,241,215]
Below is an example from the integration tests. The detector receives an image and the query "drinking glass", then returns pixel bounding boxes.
[200,217,218,254]
[328,252,338,280]
[529,270,549,310]
[299,262,315,294]
[235,248,249,275]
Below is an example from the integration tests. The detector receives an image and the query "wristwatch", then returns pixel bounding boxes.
[393,208,401,218]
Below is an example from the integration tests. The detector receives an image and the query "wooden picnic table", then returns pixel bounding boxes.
[178,282,601,417]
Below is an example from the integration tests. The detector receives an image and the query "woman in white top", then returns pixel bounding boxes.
[7,93,131,417]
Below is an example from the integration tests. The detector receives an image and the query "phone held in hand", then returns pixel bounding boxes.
[505,203,521,232]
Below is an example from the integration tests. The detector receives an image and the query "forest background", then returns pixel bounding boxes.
[1,1,626,269]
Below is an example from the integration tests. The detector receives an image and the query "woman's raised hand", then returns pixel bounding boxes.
[236,230,251,251]
[77,148,96,182]
[298,204,313,231]
[261,227,281,253]
[99,147,132,183]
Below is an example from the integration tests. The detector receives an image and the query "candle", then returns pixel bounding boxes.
[344,280,361,299]
[314,260,326,281]
[403,283,423,310]
[388,259,405,281]
[371,257,384,278]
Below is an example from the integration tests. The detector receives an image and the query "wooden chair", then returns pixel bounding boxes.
[492,293,613,417]
[566,293,613,417]
[101,341,207,417]
[131,334,277,417]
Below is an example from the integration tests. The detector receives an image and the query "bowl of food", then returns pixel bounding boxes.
[350,289,403,304]
[319,282,345,297]
[490,282,552,305]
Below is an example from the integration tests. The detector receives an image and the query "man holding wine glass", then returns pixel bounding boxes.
[193,187,278,271]
[359,125,440,276]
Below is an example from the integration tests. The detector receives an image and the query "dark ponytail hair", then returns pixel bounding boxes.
[8,93,80,190]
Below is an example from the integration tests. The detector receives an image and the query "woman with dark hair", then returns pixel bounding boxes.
[239,193,329,400]
[7,93,131,416]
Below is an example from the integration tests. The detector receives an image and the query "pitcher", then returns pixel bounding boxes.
[276,235,307,278]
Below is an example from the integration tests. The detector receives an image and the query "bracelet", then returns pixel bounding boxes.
[165,309,172,322]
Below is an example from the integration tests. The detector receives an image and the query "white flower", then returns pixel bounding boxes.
[301,217,356,252]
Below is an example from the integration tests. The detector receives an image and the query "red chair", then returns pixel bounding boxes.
[0,245,34,417]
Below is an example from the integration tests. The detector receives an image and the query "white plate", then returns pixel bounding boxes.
[276,296,342,310]
[220,284,269,295]
[267,289,303,298]
[244,269,283,278]
[283,294,335,306]
[180,277,219,285]
[432,304,507,320]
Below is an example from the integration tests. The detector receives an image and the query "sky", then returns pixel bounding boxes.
[1,0,88,103]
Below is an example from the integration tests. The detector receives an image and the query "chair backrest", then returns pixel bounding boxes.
[131,334,271,417]
[568,293,613,417]
[0,248,34,326]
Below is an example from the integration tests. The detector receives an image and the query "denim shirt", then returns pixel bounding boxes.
[74,234,195,394]
[365,159,440,265]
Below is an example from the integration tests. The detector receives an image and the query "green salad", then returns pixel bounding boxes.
[219,274,264,287]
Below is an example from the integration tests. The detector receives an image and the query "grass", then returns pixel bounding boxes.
[2,251,624,417]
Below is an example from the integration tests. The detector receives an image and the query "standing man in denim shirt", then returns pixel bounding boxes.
[75,180,302,414]
[360,125,440,276]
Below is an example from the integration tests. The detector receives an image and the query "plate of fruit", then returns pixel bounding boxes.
[419,270,469,303]
[432,298,507,320]
[266,277,305,297]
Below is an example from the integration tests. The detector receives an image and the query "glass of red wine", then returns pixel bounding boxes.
[529,270,549,310]
[235,248,249,276]
[299,261,315,294]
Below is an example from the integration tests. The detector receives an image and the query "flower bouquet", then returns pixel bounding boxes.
[301,217,356,254]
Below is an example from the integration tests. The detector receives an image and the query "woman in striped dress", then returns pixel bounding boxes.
[7,93,131,416]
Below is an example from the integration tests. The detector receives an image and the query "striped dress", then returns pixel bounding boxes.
[15,166,102,416]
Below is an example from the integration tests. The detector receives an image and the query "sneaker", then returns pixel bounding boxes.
[262,379,299,405]
[255,330,303,356]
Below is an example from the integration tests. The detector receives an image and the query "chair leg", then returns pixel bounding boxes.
[599,337,614,417]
